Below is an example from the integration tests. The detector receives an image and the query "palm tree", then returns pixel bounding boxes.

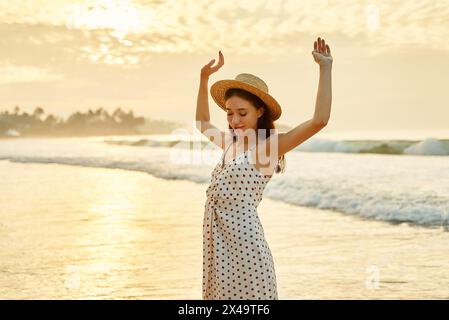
[33,107,45,120]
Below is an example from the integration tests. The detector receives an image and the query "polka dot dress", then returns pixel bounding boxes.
[202,141,278,300]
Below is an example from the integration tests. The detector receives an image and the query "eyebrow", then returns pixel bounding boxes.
[225,108,247,111]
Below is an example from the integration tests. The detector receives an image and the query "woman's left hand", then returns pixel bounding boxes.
[312,37,333,66]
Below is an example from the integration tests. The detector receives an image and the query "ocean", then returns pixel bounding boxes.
[1,134,448,227]
[1,133,449,299]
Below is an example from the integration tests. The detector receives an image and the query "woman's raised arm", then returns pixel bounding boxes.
[270,37,333,157]
[195,51,229,149]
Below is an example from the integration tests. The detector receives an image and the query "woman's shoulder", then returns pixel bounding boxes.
[247,142,276,178]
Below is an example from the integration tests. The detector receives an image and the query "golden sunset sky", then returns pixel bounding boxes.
[1,0,448,136]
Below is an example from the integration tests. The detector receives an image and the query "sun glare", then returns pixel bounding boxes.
[65,0,154,40]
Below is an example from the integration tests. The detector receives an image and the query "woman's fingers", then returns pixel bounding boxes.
[210,51,224,72]
[313,37,331,55]
[211,64,222,72]
[314,37,324,53]
[201,51,225,77]
[218,50,224,65]
[312,37,333,64]
[215,51,224,69]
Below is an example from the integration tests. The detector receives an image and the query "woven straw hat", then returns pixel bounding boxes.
[210,73,282,121]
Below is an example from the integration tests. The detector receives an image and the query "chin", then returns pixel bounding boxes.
[233,127,246,136]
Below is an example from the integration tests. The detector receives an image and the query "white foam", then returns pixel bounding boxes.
[403,138,449,156]
[1,137,448,227]
[287,137,354,153]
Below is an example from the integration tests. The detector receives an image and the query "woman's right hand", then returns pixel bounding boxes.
[201,50,224,80]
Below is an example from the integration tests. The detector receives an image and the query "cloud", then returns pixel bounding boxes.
[0,0,447,67]
[0,62,63,85]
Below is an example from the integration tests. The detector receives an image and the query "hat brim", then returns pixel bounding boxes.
[210,80,282,121]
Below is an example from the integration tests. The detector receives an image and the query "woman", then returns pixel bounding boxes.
[195,37,333,300]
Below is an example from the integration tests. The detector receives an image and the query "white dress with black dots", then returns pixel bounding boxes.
[202,141,278,300]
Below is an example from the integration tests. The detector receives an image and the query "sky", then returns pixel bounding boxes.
[1,0,448,138]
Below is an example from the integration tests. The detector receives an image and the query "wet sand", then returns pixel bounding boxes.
[1,160,448,299]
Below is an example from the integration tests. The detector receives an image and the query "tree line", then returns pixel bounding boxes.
[0,106,180,137]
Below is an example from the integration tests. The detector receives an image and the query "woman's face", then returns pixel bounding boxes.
[225,95,263,137]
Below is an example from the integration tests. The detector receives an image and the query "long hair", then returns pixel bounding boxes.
[224,88,286,174]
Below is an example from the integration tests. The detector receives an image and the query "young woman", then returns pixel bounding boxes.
[195,37,333,300]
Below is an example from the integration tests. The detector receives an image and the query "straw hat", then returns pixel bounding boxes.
[210,73,282,121]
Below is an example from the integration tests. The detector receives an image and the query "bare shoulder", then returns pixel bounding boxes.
[257,132,285,154]
[249,135,284,177]
[196,120,232,150]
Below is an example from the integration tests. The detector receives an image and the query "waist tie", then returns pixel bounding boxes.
[208,194,219,239]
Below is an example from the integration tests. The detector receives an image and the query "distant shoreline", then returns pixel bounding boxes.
[0,107,184,139]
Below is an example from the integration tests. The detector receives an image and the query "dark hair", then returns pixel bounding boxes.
[224,88,286,174]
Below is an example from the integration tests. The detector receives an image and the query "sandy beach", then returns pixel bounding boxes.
[1,160,448,299]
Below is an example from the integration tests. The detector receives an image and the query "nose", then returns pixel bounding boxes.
[230,114,241,126]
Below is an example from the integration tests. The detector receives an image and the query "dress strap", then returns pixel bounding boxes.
[221,138,235,168]
[248,143,258,152]
[246,143,257,164]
